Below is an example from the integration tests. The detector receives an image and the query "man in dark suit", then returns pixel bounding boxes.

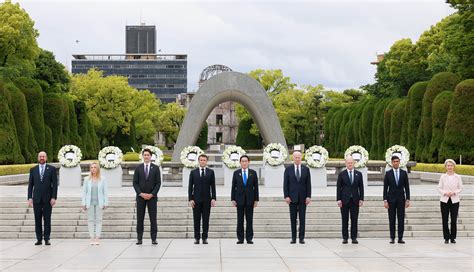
[133,148,161,245]
[284,151,311,244]
[337,156,364,244]
[383,156,411,244]
[28,151,58,245]
[188,154,216,244]
[231,155,259,244]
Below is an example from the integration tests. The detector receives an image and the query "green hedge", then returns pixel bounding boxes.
[407,81,428,159]
[323,107,338,153]
[6,83,35,163]
[427,91,453,163]
[329,108,345,156]
[382,99,399,158]
[66,98,81,147]
[419,72,460,162]
[0,164,36,176]
[43,93,65,160]
[14,77,46,150]
[360,99,376,149]
[400,98,410,146]
[196,122,208,150]
[44,125,53,159]
[370,99,389,158]
[61,96,71,145]
[412,163,474,176]
[440,79,474,164]
[389,99,407,146]
[0,82,24,164]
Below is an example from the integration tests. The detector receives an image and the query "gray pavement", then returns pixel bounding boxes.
[0,238,473,271]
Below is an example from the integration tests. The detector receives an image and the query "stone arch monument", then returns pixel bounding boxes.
[172,71,287,161]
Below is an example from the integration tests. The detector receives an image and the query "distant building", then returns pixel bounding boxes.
[72,24,187,103]
[126,25,156,54]
[371,53,385,65]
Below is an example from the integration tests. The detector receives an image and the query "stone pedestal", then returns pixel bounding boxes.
[263,164,285,187]
[182,167,192,188]
[59,166,82,187]
[310,167,327,187]
[224,166,236,187]
[358,167,368,189]
[102,166,123,188]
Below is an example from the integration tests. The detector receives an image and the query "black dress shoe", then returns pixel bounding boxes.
[202,239,208,244]
[45,240,51,246]
[136,240,142,245]
[247,240,254,244]
[351,239,358,244]
[194,239,200,244]
[450,239,456,244]
[398,239,405,244]
[236,240,244,244]
[152,240,158,245]
[290,239,296,244]
[299,239,305,244]
[342,239,348,244]
[390,239,395,244]
[34,241,42,245]
[444,239,449,244]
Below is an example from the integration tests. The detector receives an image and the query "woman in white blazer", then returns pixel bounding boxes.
[82,162,108,245]
[437,159,463,244]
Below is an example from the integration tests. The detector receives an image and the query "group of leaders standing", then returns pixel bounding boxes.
[27,149,463,246]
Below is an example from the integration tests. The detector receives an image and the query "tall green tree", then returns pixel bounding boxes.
[428,91,454,162]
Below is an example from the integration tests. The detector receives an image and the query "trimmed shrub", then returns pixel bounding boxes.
[370,99,388,157]
[427,91,454,163]
[338,108,352,155]
[6,83,34,162]
[44,125,53,159]
[43,93,65,160]
[439,79,474,164]
[400,98,410,146]
[323,107,338,151]
[383,99,400,157]
[14,77,45,150]
[123,152,139,161]
[360,99,376,149]
[419,72,460,162]
[0,82,24,164]
[61,96,71,145]
[412,163,474,176]
[236,119,262,149]
[196,121,208,150]
[75,101,91,158]
[66,98,81,147]
[389,99,407,146]
[329,108,345,156]
[114,120,138,153]
[0,164,36,176]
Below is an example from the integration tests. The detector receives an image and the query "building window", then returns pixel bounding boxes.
[216,114,223,126]
[216,132,223,143]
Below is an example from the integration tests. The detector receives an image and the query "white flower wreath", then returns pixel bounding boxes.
[58,145,82,168]
[222,146,246,169]
[385,145,410,168]
[98,146,123,169]
[263,143,288,167]
[180,146,204,168]
[305,145,329,168]
[344,145,369,168]
[139,145,164,166]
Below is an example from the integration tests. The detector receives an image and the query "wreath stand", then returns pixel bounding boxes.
[59,165,82,188]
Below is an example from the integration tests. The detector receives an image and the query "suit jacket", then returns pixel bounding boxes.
[133,163,161,197]
[336,169,364,205]
[188,167,216,203]
[283,164,311,203]
[28,164,58,204]
[231,168,259,206]
[81,176,108,208]
[383,168,410,203]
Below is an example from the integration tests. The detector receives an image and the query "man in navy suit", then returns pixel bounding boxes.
[231,155,259,244]
[284,151,311,244]
[28,151,58,245]
[337,156,364,244]
[133,148,161,245]
[384,156,411,244]
[188,154,216,244]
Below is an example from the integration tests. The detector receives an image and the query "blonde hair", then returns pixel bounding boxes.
[89,162,101,180]
[444,159,456,167]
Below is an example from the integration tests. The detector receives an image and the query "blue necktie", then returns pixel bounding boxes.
[395,170,399,186]
[243,170,247,186]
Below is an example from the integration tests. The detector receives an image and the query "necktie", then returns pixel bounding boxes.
[296,166,301,181]
[201,168,205,177]
[243,170,247,186]
[395,170,399,186]
[40,165,44,181]
[145,164,149,179]
[349,170,353,184]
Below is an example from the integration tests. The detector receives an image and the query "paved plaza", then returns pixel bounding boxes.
[0,238,473,271]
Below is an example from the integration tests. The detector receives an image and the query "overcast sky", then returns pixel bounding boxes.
[17,0,455,92]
